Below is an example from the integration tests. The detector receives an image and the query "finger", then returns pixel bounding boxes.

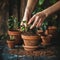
[28,15,36,25]
[20,22,24,26]
[38,19,44,27]
[30,16,39,29]
[36,18,42,28]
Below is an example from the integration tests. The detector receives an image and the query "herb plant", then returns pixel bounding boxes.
[8,16,18,30]
[9,35,15,40]
[20,20,37,34]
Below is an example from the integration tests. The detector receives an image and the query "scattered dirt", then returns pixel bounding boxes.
[8,45,58,56]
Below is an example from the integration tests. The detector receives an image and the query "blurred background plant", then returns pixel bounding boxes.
[7,16,20,30]
[0,33,8,40]
[0,16,20,41]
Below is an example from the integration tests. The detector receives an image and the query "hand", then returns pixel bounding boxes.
[28,11,47,29]
[20,17,28,27]
[20,8,31,27]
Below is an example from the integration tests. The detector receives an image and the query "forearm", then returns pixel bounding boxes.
[24,0,38,17]
[43,1,60,17]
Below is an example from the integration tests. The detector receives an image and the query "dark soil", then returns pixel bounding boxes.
[22,32,38,36]
[9,30,19,32]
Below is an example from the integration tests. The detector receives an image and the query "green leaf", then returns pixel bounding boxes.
[39,0,45,5]
[18,22,20,27]
[49,0,57,4]
[32,11,36,15]
[23,20,27,23]
[10,35,15,40]
[21,26,25,31]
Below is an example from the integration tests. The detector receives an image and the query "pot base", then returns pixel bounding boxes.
[41,42,51,46]
[23,45,40,51]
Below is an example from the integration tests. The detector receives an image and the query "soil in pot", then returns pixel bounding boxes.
[7,40,15,49]
[8,30,23,45]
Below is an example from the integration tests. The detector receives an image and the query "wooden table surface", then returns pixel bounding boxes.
[6,44,60,57]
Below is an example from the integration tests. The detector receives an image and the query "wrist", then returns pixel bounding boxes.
[25,7,32,15]
[23,8,31,21]
[42,10,49,18]
[40,10,48,19]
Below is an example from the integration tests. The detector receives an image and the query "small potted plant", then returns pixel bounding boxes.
[37,21,52,46]
[41,34,52,46]
[7,35,15,49]
[37,21,49,36]
[48,26,57,35]
[48,14,57,35]
[20,21,41,51]
[36,28,44,36]
[7,16,23,45]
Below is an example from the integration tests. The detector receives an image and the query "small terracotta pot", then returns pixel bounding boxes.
[8,30,23,45]
[41,35,52,46]
[7,40,15,48]
[45,29,49,35]
[37,30,44,36]
[8,30,20,35]
[23,45,40,51]
[48,26,57,35]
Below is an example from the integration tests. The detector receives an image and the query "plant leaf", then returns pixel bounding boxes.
[39,0,45,5]
[49,0,57,4]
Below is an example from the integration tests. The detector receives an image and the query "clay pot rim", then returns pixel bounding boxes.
[21,34,40,40]
[7,40,15,41]
[23,45,40,48]
[8,30,20,35]
[41,34,48,38]
[41,36,46,39]
[37,30,43,32]
[41,42,51,46]
[7,40,15,43]
[41,34,52,39]
[48,26,57,29]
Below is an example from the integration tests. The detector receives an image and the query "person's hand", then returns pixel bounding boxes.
[28,11,47,29]
[20,16,28,27]
[20,9,31,27]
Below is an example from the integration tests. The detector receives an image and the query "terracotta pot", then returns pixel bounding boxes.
[21,34,40,46]
[8,30,20,35]
[48,26,57,35]
[7,40,15,48]
[37,30,44,36]
[8,30,23,45]
[41,35,52,46]
[21,34,40,51]
[45,29,49,35]
[23,45,40,51]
